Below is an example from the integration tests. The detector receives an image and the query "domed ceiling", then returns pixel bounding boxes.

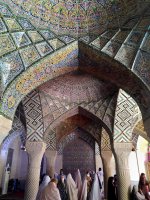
[4,0,138,37]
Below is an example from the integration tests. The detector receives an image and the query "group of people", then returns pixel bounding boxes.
[36,168,104,200]
[132,173,150,200]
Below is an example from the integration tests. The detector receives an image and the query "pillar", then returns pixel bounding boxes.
[101,150,113,198]
[45,150,57,178]
[24,141,46,200]
[114,142,132,200]
[0,115,12,187]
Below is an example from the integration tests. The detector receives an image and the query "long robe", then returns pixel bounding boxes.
[75,169,82,199]
[80,177,87,200]
[40,182,61,200]
[66,173,78,200]
[132,185,146,200]
[89,174,102,200]
[36,175,51,200]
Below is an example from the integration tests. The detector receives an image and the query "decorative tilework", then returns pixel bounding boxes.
[101,128,111,151]
[40,30,55,40]
[0,34,16,57]
[113,30,130,43]
[141,32,150,53]
[35,42,53,56]
[136,17,150,30]
[115,44,137,68]
[48,38,65,50]
[133,50,150,87]
[46,129,56,150]
[101,30,118,39]
[1,42,78,118]
[59,36,75,44]
[19,45,40,68]
[11,32,31,48]
[123,18,139,29]
[4,18,22,31]
[0,18,7,33]
[17,18,34,30]
[27,31,44,43]
[90,37,109,50]
[22,90,44,142]
[102,40,121,57]
[1,51,24,88]
[0,4,13,17]
[114,89,138,142]
[127,31,144,47]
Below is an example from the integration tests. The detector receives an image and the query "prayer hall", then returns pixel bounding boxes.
[0,0,150,199]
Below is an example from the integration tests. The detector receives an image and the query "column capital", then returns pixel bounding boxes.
[114,142,132,155]
[26,141,46,155]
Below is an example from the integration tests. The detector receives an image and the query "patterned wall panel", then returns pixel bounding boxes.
[114,89,139,142]
[63,137,95,178]
[22,90,44,141]
[45,128,57,150]
[1,41,78,119]
[101,128,111,151]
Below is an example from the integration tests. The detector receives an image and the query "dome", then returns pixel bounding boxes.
[4,0,138,37]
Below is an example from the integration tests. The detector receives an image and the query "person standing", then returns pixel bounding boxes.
[97,168,103,192]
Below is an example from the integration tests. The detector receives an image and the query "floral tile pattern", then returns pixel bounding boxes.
[11,32,31,48]
[0,33,16,57]
[35,42,53,56]
[19,45,40,68]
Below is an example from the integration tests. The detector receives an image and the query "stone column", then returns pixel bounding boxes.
[45,150,57,178]
[113,142,132,200]
[101,150,113,198]
[0,115,12,187]
[24,141,46,200]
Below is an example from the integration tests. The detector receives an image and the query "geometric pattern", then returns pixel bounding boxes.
[19,45,40,68]
[115,44,137,68]
[114,89,138,142]
[0,33,16,57]
[59,36,75,44]
[17,18,34,30]
[22,89,44,141]
[45,129,57,150]
[35,42,53,56]
[101,128,111,151]
[95,142,100,155]
[0,18,7,33]
[57,129,95,155]
[27,31,44,43]
[133,50,150,87]
[132,132,139,148]
[4,17,22,31]
[1,51,24,89]
[48,39,65,50]
[40,30,55,40]
[11,32,31,48]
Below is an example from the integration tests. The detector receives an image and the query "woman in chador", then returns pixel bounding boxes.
[57,175,68,200]
[36,175,51,200]
[40,178,61,200]
[89,173,102,200]
[66,173,78,200]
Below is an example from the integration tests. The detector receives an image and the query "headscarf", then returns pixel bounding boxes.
[89,173,102,200]
[66,173,78,200]
[75,169,82,199]
[40,181,61,200]
[36,175,51,199]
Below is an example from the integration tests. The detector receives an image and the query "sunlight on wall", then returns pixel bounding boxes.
[129,136,148,182]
